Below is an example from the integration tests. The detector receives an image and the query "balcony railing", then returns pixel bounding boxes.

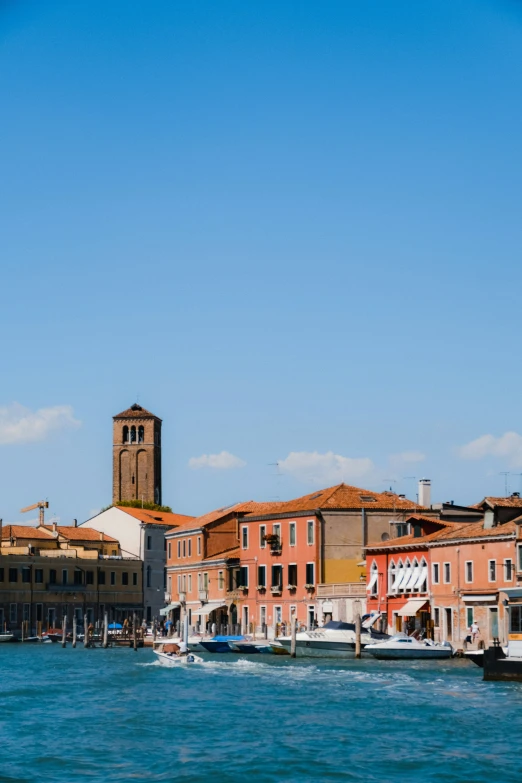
[316,583,366,598]
[270,585,282,594]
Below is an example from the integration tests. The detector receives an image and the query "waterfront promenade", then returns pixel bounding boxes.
[1,645,520,782]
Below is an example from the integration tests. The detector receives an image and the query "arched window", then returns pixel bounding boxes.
[399,559,411,592]
[388,560,396,593]
[138,426,144,443]
[404,558,419,592]
[417,558,428,593]
[392,559,404,593]
[146,566,151,588]
[368,560,378,596]
[122,425,129,444]
[130,426,136,443]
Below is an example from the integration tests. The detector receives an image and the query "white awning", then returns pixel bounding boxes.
[404,566,420,590]
[397,598,428,617]
[192,601,227,617]
[160,602,180,616]
[413,566,427,590]
[462,594,497,602]
[366,571,378,592]
[396,567,412,591]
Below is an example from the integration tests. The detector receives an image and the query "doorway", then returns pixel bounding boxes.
[47,608,56,630]
[444,608,452,641]
[489,607,499,639]
[242,606,249,633]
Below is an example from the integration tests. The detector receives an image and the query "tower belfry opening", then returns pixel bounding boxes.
[112,403,162,506]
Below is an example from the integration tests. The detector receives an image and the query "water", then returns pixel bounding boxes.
[1,645,521,783]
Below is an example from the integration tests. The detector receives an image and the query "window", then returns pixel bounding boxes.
[168,542,172,559]
[98,570,106,585]
[274,605,282,625]
[260,525,266,548]
[167,576,172,594]
[218,570,224,590]
[8,568,18,583]
[289,522,296,546]
[61,569,68,585]
[122,572,129,586]
[130,426,136,442]
[434,607,440,627]
[133,572,138,586]
[432,563,440,584]
[146,566,151,588]
[257,565,266,587]
[273,523,281,542]
[242,527,249,549]
[123,425,129,443]
[510,605,522,633]
[10,604,17,623]
[369,562,378,596]
[197,537,201,555]
[138,425,144,443]
[0,568,3,582]
[146,606,152,623]
[34,569,43,584]
[271,565,283,588]
[86,571,94,585]
[465,561,473,583]
[260,606,267,628]
[288,563,297,587]
[466,607,474,628]
[305,563,315,586]
[197,573,202,591]
[489,560,496,582]
[49,569,57,584]
[147,535,152,551]
[23,603,30,622]
[443,563,451,584]
[22,568,31,584]
[388,561,396,592]
[178,575,181,592]
[239,566,249,588]
[307,520,314,545]
[188,574,192,592]
[188,539,192,557]
[505,559,513,581]
[36,604,43,622]
[177,541,181,558]
[182,574,187,591]
[74,570,83,586]
[182,540,186,557]
[203,572,209,590]
[111,571,116,586]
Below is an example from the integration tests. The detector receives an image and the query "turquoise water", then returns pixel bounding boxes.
[1,646,521,782]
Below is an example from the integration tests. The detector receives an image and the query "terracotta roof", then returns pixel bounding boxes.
[478,496,522,509]
[242,484,421,518]
[168,502,258,534]
[203,547,240,562]
[366,518,517,551]
[1,525,55,540]
[113,403,161,420]
[41,525,119,543]
[115,507,194,527]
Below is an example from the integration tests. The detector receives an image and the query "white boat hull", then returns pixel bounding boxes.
[367,647,452,660]
[154,651,203,667]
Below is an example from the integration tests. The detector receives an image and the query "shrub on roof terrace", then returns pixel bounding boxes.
[102,500,173,513]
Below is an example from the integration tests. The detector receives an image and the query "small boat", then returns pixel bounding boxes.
[270,642,290,656]
[365,634,453,660]
[276,621,390,658]
[23,635,52,643]
[154,650,203,666]
[200,635,245,653]
[0,632,17,643]
[464,649,485,668]
[228,641,273,654]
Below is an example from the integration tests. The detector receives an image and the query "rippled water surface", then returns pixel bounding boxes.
[1,645,521,782]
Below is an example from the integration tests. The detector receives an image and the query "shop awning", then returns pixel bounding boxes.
[462,594,497,602]
[160,602,180,616]
[192,601,227,617]
[397,599,428,617]
[367,571,378,592]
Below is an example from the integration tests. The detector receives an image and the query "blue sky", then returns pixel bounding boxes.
[1,0,522,523]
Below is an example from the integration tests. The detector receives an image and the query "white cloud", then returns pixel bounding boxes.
[0,403,81,445]
[459,431,522,468]
[278,451,374,485]
[188,451,246,470]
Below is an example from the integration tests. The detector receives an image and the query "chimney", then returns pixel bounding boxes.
[73,518,77,527]
[52,521,57,533]
[99,531,103,540]
[418,479,431,508]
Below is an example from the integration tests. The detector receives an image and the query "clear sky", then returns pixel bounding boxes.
[2,0,522,524]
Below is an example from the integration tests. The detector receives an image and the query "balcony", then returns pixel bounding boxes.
[270,585,282,595]
[179,592,186,603]
[316,583,366,598]
[198,590,208,602]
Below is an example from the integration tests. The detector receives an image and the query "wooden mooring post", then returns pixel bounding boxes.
[290,616,297,658]
[72,617,77,648]
[133,613,138,651]
[84,615,89,648]
[62,616,67,648]
[355,614,362,659]
[102,611,108,648]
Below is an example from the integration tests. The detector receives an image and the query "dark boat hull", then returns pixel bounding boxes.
[483,646,522,681]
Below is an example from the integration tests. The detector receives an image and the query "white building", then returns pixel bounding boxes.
[81,506,194,622]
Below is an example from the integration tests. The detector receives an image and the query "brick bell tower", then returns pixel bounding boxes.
[112,404,162,506]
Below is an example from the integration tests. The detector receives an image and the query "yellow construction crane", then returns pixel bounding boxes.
[20,501,49,526]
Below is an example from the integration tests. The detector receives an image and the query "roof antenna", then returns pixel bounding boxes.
[383,479,397,492]
[500,471,510,497]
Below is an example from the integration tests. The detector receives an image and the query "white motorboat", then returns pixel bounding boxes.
[0,632,17,643]
[276,621,390,658]
[365,634,453,660]
[154,649,203,667]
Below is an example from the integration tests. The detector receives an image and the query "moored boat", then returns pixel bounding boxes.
[365,634,453,660]
[228,641,273,654]
[276,621,389,658]
[200,635,245,653]
[0,632,17,643]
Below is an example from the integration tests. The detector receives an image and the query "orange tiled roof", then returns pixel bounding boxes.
[113,403,160,420]
[479,496,522,509]
[115,507,194,527]
[2,525,55,540]
[242,484,422,517]
[366,518,517,550]
[168,501,257,534]
[203,546,240,562]
[42,525,119,543]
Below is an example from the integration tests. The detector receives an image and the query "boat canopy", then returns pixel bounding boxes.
[192,601,227,617]
[323,621,356,631]
[160,602,180,616]
[397,598,428,617]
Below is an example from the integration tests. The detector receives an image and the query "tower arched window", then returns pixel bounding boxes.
[130,426,136,443]
[122,425,129,444]
[138,426,144,443]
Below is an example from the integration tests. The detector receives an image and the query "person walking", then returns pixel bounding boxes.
[471,621,480,643]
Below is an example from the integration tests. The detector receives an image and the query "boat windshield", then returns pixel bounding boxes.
[322,621,356,632]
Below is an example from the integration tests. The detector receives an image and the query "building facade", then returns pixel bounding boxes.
[112,404,163,505]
